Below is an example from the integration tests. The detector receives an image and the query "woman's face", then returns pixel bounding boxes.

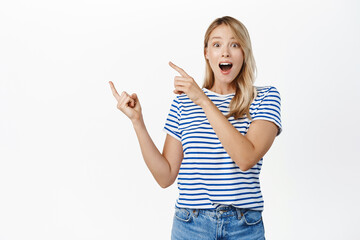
[205,24,244,86]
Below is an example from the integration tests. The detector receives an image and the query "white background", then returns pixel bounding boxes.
[1,0,359,239]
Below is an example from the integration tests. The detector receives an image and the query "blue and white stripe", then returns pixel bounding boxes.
[163,86,282,211]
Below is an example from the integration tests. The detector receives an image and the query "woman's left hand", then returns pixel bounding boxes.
[169,61,207,106]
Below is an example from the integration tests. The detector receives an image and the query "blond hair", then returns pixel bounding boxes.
[203,16,257,119]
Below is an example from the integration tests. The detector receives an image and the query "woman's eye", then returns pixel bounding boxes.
[213,43,220,47]
[232,43,239,47]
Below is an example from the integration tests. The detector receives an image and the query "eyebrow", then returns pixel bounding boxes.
[210,36,236,40]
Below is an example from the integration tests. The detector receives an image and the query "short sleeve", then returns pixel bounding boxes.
[252,86,282,136]
[163,96,181,141]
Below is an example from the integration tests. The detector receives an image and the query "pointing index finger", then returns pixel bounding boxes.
[109,81,121,101]
[169,61,190,77]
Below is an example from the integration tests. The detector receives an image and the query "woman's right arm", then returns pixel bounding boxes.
[132,119,183,188]
[109,81,183,188]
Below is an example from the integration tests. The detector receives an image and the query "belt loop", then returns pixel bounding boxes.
[235,208,243,220]
[191,209,199,217]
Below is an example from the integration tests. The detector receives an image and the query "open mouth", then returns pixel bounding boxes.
[219,63,233,72]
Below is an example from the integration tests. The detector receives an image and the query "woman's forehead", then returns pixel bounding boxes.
[209,25,237,40]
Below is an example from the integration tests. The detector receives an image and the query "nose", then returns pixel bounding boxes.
[222,47,230,57]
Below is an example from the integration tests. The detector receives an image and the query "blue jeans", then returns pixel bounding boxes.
[171,205,265,240]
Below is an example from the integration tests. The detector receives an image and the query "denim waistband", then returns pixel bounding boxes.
[183,204,244,220]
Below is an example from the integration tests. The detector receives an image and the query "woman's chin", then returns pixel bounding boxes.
[214,74,236,85]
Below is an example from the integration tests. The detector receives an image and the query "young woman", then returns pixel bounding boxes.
[109,16,281,240]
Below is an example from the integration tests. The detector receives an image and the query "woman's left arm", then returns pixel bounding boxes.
[169,61,279,171]
[200,99,278,171]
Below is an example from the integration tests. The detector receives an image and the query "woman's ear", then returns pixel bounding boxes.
[204,47,209,60]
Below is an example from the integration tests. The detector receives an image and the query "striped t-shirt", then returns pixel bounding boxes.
[163,86,282,211]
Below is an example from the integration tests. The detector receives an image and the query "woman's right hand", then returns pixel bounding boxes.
[109,81,142,123]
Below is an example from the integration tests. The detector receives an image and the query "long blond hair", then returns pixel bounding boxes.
[203,16,257,119]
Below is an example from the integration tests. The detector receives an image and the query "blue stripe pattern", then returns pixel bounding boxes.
[163,86,282,211]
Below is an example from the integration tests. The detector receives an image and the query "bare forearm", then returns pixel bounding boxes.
[131,118,172,187]
[200,98,255,170]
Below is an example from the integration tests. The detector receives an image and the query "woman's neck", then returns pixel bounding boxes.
[209,83,236,95]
